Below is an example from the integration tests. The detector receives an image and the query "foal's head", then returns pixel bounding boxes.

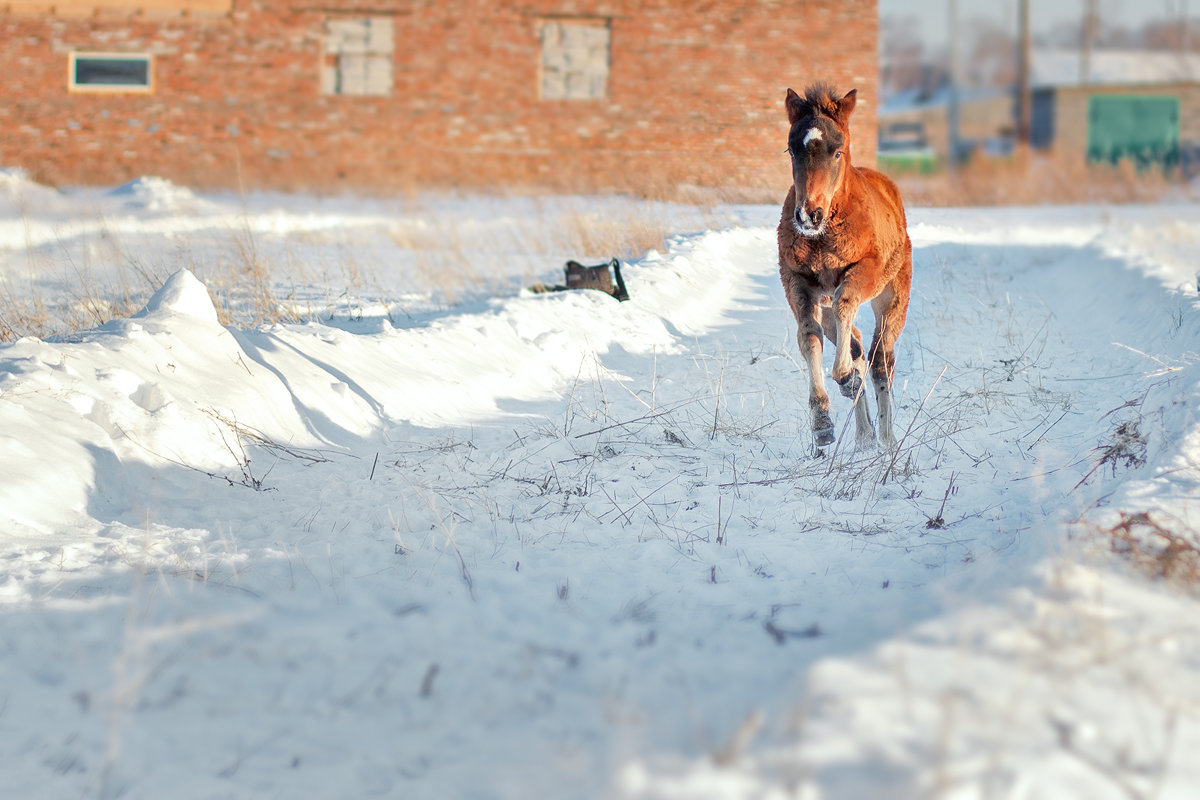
[785,84,857,238]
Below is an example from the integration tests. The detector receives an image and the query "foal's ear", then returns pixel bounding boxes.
[785,88,808,125]
[836,89,858,122]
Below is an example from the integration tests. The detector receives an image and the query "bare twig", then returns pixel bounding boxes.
[882,365,948,485]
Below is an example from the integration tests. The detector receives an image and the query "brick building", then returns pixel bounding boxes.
[1,0,880,194]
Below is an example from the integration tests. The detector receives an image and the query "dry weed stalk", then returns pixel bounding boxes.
[230,222,295,326]
[199,407,338,465]
[559,207,670,260]
[0,287,51,341]
[1087,511,1200,587]
[1074,409,1150,490]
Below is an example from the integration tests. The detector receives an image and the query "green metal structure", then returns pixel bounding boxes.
[1087,94,1181,169]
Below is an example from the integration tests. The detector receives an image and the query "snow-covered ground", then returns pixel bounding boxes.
[2,171,1199,799]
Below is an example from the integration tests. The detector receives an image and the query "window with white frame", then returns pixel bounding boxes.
[540,19,610,101]
[70,53,152,93]
[322,17,394,96]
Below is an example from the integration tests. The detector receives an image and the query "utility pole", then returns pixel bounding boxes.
[1182,0,1190,56]
[947,0,960,173]
[1081,0,1097,84]
[1016,0,1032,152]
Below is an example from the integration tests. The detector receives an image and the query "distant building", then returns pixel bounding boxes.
[878,84,1013,169]
[0,0,880,194]
[1030,49,1200,169]
[879,49,1200,171]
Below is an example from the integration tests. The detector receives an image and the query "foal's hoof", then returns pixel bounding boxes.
[837,373,863,398]
[812,409,835,446]
[855,432,879,451]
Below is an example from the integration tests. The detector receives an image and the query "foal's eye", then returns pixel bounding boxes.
[834,151,843,160]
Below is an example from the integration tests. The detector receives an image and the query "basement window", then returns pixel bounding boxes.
[322,17,394,96]
[540,19,610,101]
[70,53,152,93]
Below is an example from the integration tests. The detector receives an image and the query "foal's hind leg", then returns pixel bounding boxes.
[821,310,875,446]
[869,270,911,447]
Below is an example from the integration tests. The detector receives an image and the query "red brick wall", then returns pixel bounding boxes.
[0,0,879,194]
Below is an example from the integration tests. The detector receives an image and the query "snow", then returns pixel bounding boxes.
[106,176,219,215]
[1,172,1200,799]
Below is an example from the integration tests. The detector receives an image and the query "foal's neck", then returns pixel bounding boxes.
[829,160,864,223]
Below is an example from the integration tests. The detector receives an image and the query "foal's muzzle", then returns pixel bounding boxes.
[794,203,827,238]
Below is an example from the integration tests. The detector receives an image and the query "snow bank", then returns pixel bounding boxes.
[0,228,762,539]
[2,181,1200,800]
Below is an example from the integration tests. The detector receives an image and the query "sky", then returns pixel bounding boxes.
[879,0,1186,48]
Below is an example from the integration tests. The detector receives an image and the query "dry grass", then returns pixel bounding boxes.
[392,197,673,257]
[1074,415,1149,491]
[0,271,151,342]
[1082,511,1200,588]
[559,207,671,261]
[0,191,687,339]
[1070,400,1200,589]
[388,195,680,306]
[632,180,779,206]
[890,150,1192,207]
[10,152,1189,341]
[204,223,305,327]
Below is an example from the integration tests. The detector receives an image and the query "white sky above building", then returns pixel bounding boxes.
[879,0,1180,49]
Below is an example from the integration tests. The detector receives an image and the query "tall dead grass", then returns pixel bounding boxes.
[0,190,691,340]
[197,223,304,328]
[559,206,672,260]
[13,153,1188,341]
[1077,511,1200,589]
[891,150,1193,207]
[389,196,677,305]
[0,263,153,342]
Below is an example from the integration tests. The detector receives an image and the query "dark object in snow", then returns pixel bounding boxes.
[763,619,822,644]
[531,257,629,302]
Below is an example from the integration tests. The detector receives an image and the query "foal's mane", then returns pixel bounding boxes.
[800,82,842,123]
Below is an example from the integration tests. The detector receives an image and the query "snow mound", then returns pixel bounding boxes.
[136,269,220,324]
[0,167,36,196]
[0,167,68,214]
[0,229,761,536]
[106,176,214,214]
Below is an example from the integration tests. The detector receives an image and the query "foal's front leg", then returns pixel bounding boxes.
[820,310,875,446]
[830,261,884,396]
[791,295,834,446]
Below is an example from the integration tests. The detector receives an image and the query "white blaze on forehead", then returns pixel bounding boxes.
[803,127,823,147]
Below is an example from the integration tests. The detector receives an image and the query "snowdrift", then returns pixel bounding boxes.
[0,226,760,539]
[2,177,1200,799]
